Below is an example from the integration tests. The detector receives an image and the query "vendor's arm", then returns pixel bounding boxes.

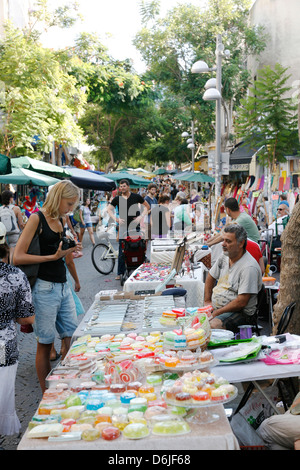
[13,212,76,266]
[206,233,223,247]
[211,293,251,318]
[204,272,216,305]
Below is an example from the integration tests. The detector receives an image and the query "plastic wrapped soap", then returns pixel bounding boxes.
[123,422,149,439]
[101,426,120,440]
[81,428,101,441]
[152,419,190,435]
[27,423,64,438]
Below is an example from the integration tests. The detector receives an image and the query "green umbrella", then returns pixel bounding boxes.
[108,171,150,187]
[153,168,168,175]
[0,168,61,186]
[11,156,71,179]
[182,172,215,183]
[173,171,214,183]
[0,154,12,175]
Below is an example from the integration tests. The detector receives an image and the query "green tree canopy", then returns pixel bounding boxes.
[0,6,86,156]
[134,0,267,159]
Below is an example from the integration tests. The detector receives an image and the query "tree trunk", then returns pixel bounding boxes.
[105,148,115,173]
[272,201,300,335]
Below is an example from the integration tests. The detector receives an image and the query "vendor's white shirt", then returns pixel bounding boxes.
[263,215,288,238]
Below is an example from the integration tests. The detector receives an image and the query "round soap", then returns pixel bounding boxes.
[131,397,147,405]
[152,420,190,435]
[81,428,101,441]
[123,422,149,439]
[146,375,162,385]
[120,392,136,404]
[101,426,121,440]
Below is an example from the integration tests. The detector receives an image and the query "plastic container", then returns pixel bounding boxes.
[262,277,276,286]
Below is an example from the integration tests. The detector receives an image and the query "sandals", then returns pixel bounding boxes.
[115,275,121,280]
[50,352,61,362]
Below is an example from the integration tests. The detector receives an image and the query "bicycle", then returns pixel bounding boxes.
[91,225,118,275]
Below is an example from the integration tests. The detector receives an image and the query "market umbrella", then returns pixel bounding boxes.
[65,167,116,191]
[125,168,156,179]
[181,172,215,183]
[108,171,150,187]
[153,168,168,175]
[173,171,214,183]
[0,154,12,175]
[0,168,61,186]
[11,156,72,179]
[173,171,193,180]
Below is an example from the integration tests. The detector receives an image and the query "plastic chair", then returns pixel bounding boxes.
[276,302,296,335]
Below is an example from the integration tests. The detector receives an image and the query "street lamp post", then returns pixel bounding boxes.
[191,34,229,200]
[182,120,195,173]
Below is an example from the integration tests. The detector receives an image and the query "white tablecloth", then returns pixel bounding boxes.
[150,239,212,266]
[17,404,239,450]
[212,359,300,383]
[123,265,205,308]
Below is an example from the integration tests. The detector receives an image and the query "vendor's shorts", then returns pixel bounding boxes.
[6,232,20,247]
[32,279,77,344]
[217,311,255,333]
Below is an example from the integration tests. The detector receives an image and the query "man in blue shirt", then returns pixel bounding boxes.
[144,183,158,240]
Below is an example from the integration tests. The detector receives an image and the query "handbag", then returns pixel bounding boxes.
[17,211,42,288]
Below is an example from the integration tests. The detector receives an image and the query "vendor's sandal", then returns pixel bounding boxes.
[50,352,61,362]
[115,276,121,280]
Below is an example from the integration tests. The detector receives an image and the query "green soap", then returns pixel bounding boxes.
[128,404,147,413]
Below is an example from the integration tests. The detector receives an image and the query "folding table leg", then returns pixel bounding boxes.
[234,382,255,415]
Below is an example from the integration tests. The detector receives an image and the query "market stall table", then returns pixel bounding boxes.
[150,238,212,268]
[17,404,239,450]
[123,264,205,308]
[72,291,186,340]
[211,336,300,415]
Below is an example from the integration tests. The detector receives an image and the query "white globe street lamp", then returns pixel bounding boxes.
[181,121,195,173]
[192,34,228,200]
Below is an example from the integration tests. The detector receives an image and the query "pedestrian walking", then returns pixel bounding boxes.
[13,180,80,393]
[79,197,95,246]
[0,190,24,261]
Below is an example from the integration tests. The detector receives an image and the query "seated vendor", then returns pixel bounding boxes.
[204,224,262,333]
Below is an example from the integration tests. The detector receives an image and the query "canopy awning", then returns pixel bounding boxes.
[229,142,260,164]
[0,168,60,186]
[108,171,150,187]
[11,156,72,178]
[0,154,12,175]
[173,171,214,183]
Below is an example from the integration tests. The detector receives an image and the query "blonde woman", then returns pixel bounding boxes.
[13,180,80,392]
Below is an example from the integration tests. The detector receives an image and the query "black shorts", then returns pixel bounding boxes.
[220,311,256,333]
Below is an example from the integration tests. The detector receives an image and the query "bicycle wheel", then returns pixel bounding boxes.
[91,243,115,274]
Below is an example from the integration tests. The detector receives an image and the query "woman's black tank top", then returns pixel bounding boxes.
[37,211,66,283]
